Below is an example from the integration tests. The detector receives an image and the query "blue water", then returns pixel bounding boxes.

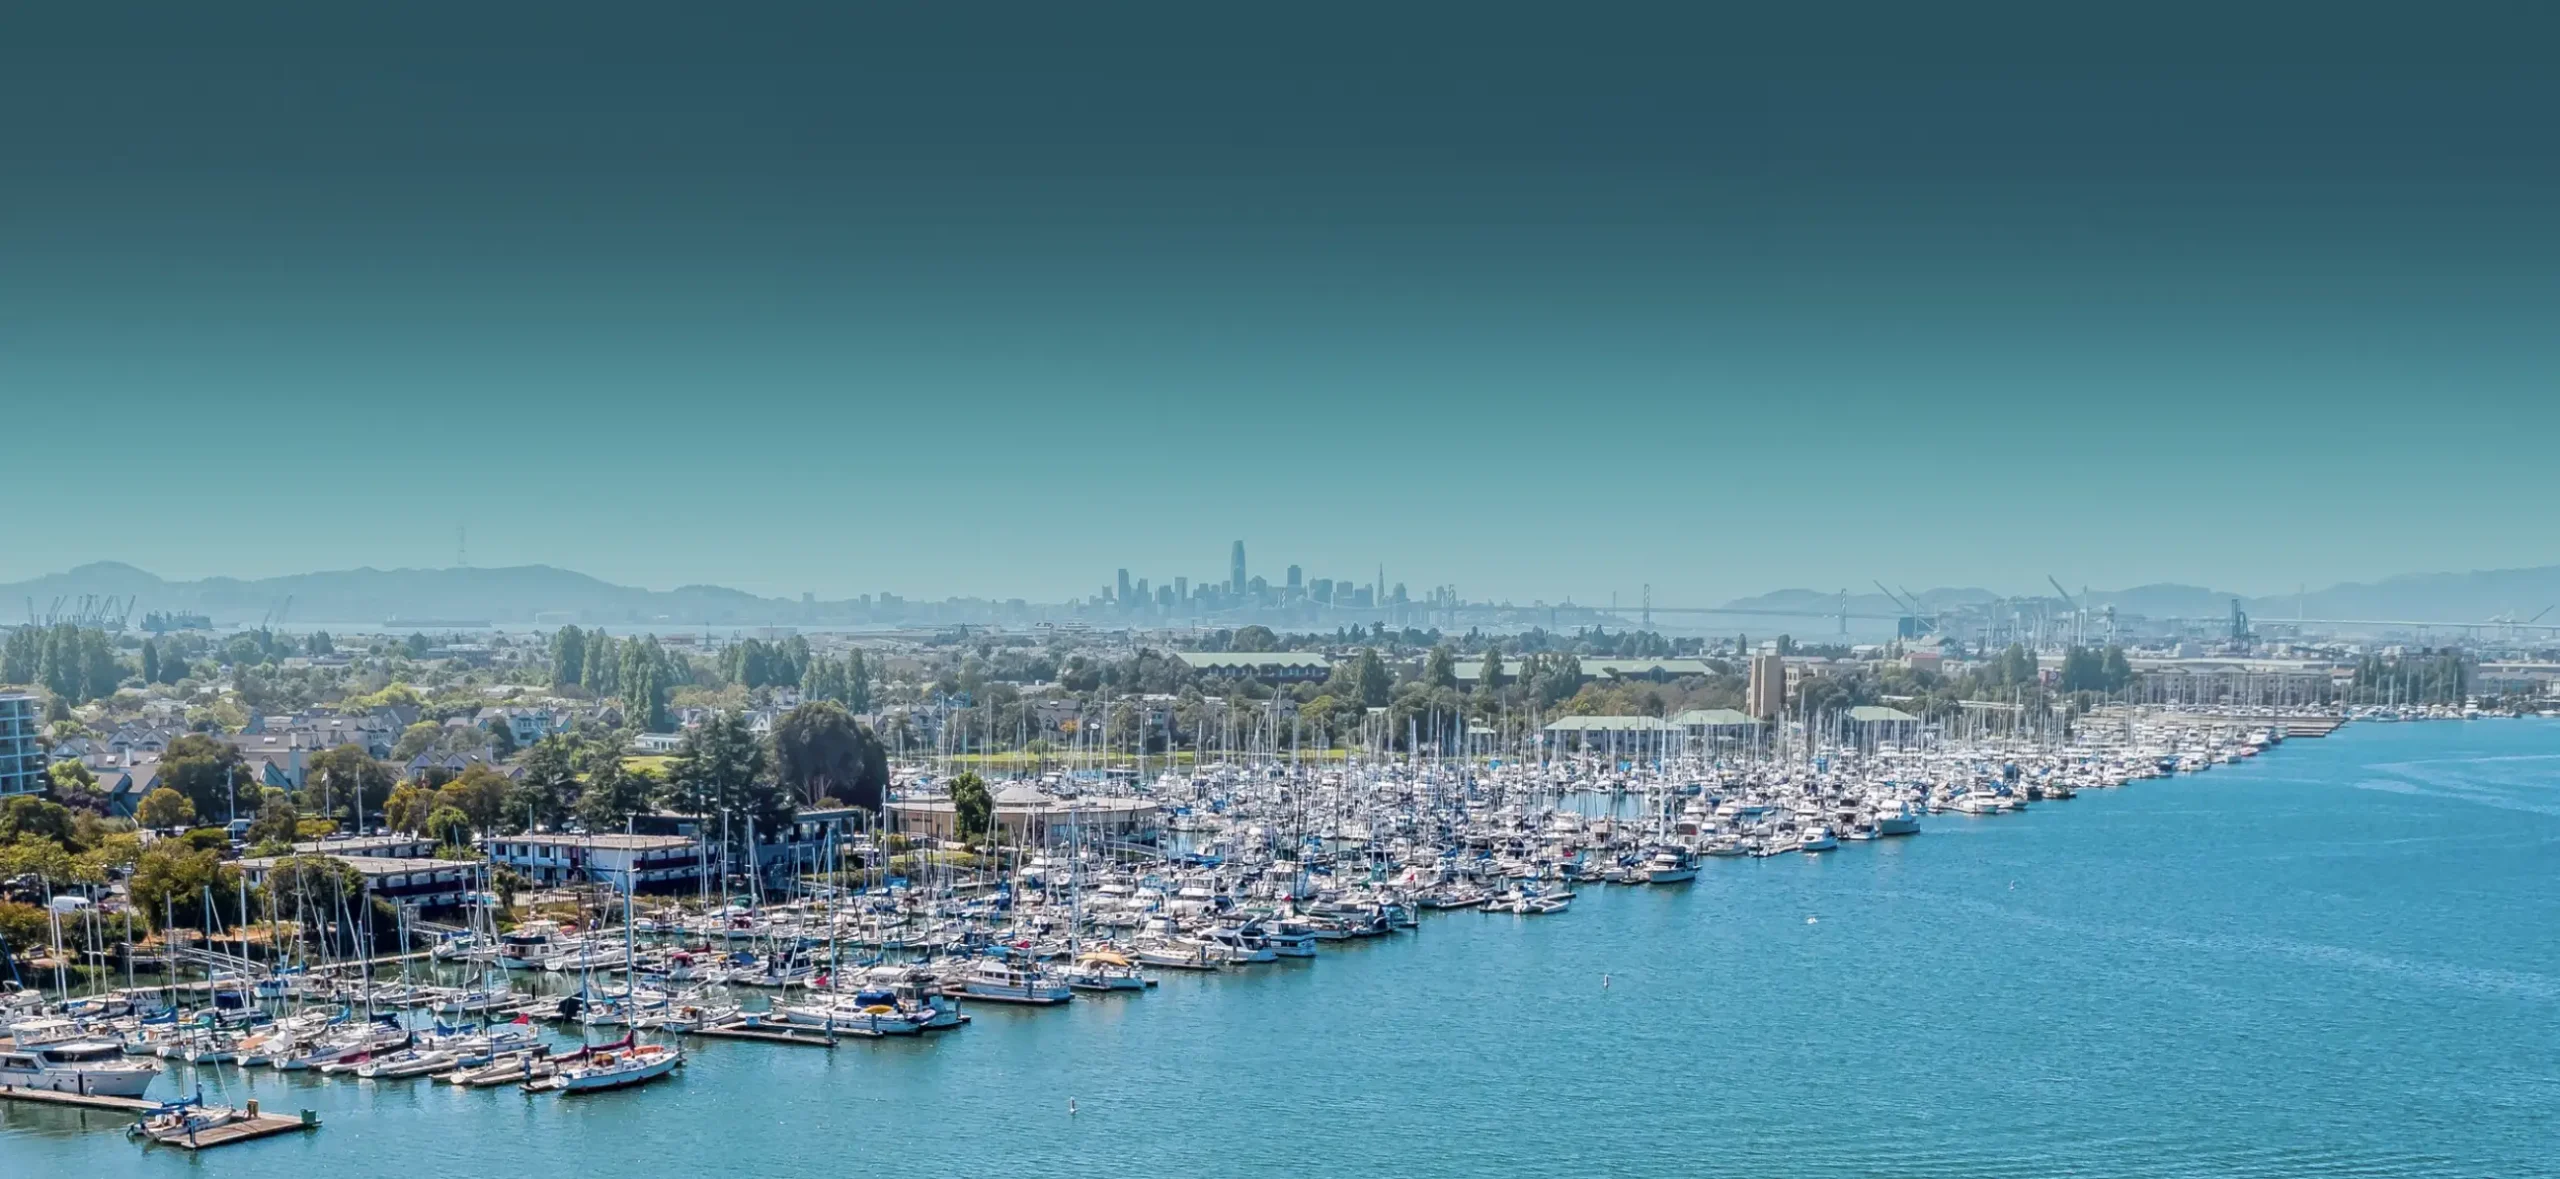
[8,720,2557,1176]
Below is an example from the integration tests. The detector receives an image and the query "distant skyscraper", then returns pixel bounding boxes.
[1174,576,1187,601]
[1117,568,1132,605]
[1286,565,1302,590]
[1230,541,1247,594]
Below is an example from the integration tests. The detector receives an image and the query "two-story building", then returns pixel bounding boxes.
[485,833,708,891]
[236,835,478,910]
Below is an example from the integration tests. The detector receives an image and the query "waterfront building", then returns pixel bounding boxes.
[1,693,46,797]
[889,787,1160,846]
[236,846,478,910]
[486,833,707,890]
[1669,708,1758,736]
[1542,715,1679,752]
[1845,705,1923,749]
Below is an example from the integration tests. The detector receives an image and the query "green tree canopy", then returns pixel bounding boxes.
[770,701,890,811]
[302,745,397,833]
[135,787,197,830]
[1422,645,1458,691]
[574,761,657,831]
[1,795,80,849]
[131,843,243,931]
[948,771,992,843]
[160,734,248,824]
[668,711,790,854]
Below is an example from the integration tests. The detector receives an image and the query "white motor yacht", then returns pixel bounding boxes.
[0,1037,161,1097]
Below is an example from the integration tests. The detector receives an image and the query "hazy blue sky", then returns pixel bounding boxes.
[6,4,2555,604]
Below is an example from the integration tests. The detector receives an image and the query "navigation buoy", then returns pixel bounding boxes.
[1602,973,1611,989]
[1068,1098,1078,1116]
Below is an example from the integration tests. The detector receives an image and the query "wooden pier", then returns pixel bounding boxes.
[0,1086,319,1150]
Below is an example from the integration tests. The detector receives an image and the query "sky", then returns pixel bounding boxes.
[6,4,2557,605]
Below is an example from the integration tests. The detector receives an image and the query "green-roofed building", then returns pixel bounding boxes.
[1846,704,1923,748]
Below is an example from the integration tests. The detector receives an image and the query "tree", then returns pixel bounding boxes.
[135,787,197,830]
[1230,625,1279,653]
[948,771,992,843]
[424,806,472,849]
[667,711,789,858]
[303,745,396,833]
[1,796,80,849]
[245,794,301,850]
[845,649,873,713]
[0,901,52,965]
[1476,648,1506,706]
[130,844,241,931]
[622,636,673,731]
[1354,649,1393,708]
[581,632,619,693]
[46,759,99,799]
[160,733,249,821]
[551,625,587,689]
[141,638,161,685]
[392,721,444,762]
[574,761,657,831]
[436,765,514,833]
[512,737,581,830]
[1422,645,1458,691]
[382,783,436,834]
[2101,646,2135,692]
[484,718,519,759]
[770,701,889,811]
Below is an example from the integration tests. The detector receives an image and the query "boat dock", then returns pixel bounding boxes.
[690,1019,844,1047]
[0,1087,318,1151]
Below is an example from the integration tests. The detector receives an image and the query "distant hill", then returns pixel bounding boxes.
[8,559,2558,631]
[1,562,792,627]
[2270,567,2560,624]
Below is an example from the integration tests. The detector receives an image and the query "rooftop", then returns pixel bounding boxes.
[238,854,476,876]
[1542,715,1679,733]
[502,833,697,851]
[1669,708,1758,727]
[1175,652,1332,669]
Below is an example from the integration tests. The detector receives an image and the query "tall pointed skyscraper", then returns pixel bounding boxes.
[1230,541,1248,595]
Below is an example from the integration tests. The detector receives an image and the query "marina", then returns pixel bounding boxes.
[2,716,2553,1175]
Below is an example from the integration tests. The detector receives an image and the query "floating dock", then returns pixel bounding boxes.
[690,1019,846,1046]
[0,1086,318,1150]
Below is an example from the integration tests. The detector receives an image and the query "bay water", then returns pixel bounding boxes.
[7,719,2556,1176]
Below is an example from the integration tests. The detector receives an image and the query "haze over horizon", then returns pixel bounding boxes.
[8,4,2556,602]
